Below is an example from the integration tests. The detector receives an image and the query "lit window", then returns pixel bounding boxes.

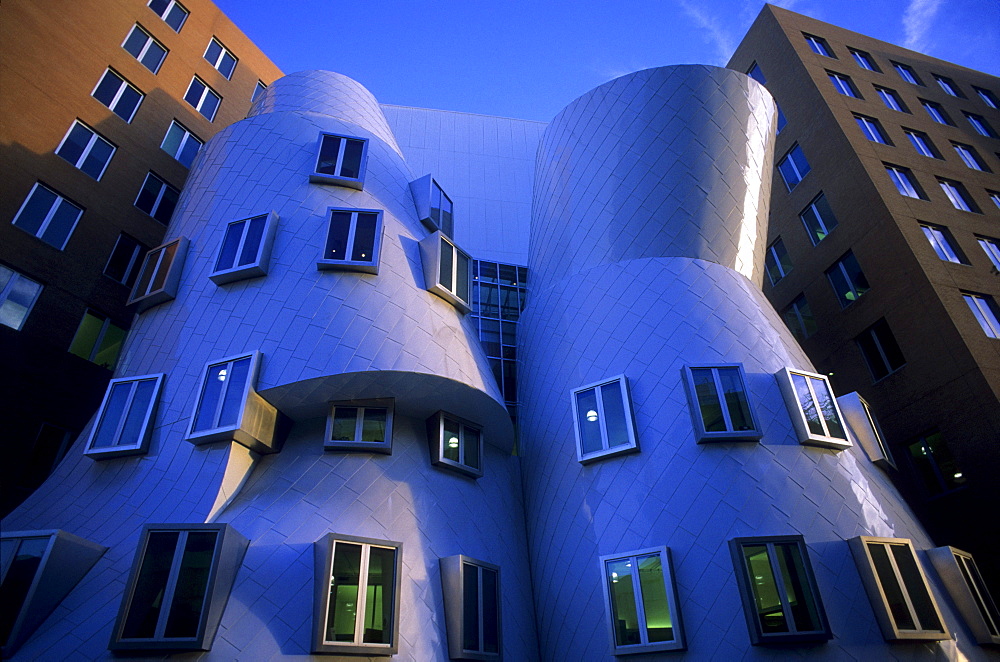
[427,411,483,478]
[776,145,811,190]
[854,114,888,144]
[775,367,850,449]
[69,310,126,369]
[184,77,221,121]
[892,61,922,85]
[571,375,638,463]
[856,318,906,381]
[599,546,685,653]
[105,233,148,287]
[127,237,188,312]
[210,211,278,285]
[885,164,923,198]
[730,536,831,644]
[147,0,188,32]
[684,364,761,442]
[92,69,144,122]
[440,555,502,659]
[764,238,792,285]
[803,34,832,57]
[800,192,838,244]
[836,392,896,469]
[934,75,961,97]
[84,373,164,458]
[161,120,203,168]
[188,352,255,441]
[312,533,401,655]
[977,236,1000,270]
[921,99,952,125]
[122,24,167,73]
[782,294,817,340]
[973,86,998,109]
[11,182,83,249]
[875,86,906,112]
[826,251,870,307]
[938,178,977,212]
[746,62,766,84]
[134,172,179,223]
[56,120,116,179]
[317,208,383,274]
[0,266,43,331]
[326,399,393,454]
[204,38,237,79]
[251,81,266,102]
[964,292,1000,338]
[828,72,859,97]
[920,224,965,263]
[850,48,877,71]
[908,430,966,495]
[926,546,1000,646]
[310,132,368,189]
[903,129,937,158]
[952,142,986,171]
[410,174,455,236]
[965,112,997,138]
[110,524,247,650]
[848,536,948,641]
[420,231,473,313]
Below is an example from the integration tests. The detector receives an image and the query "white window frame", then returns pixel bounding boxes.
[316,207,383,274]
[977,236,1000,270]
[325,399,394,454]
[934,75,961,97]
[160,120,203,168]
[186,351,261,443]
[973,86,998,109]
[965,112,995,137]
[776,145,811,191]
[122,24,167,73]
[837,392,896,470]
[850,49,877,71]
[127,237,188,312]
[803,33,832,57]
[885,165,922,198]
[204,37,237,79]
[683,364,761,442]
[775,367,851,449]
[570,375,639,463]
[963,292,1000,338]
[147,0,188,32]
[926,546,1000,645]
[904,129,937,158]
[920,224,964,263]
[952,143,985,171]
[893,61,921,85]
[419,231,473,313]
[764,237,791,285]
[428,410,484,478]
[184,76,221,121]
[92,69,144,122]
[55,120,116,180]
[875,86,905,112]
[310,132,369,189]
[854,115,887,144]
[0,266,43,331]
[210,211,278,285]
[68,309,126,369]
[11,182,83,250]
[922,100,951,125]
[84,373,165,459]
[439,555,502,660]
[828,71,858,97]
[134,172,180,223]
[938,178,975,212]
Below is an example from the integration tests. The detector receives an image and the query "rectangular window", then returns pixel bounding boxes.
[427,411,483,478]
[892,62,922,85]
[317,208,383,274]
[187,352,258,441]
[325,399,393,454]
[854,115,889,144]
[885,164,924,199]
[409,174,456,236]
[571,375,639,463]
[965,112,997,137]
[730,536,831,644]
[826,251,870,307]
[803,34,832,57]
[310,132,368,189]
[828,71,859,97]
[952,142,986,171]
[800,192,838,244]
[84,374,164,458]
[105,233,148,287]
[69,309,126,369]
[128,237,188,312]
[920,224,965,263]
[777,145,811,190]
[56,120,115,180]
[122,24,167,73]
[12,182,83,249]
[92,69,144,122]
[908,430,966,495]
[184,77,221,121]
[764,238,791,285]
[934,75,962,97]
[903,129,938,158]
[991,191,1000,210]
[312,533,401,655]
[419,231,473,312]
[782,294,817,340]
[775,367,850,449]
[0,266,43,331]
[921,99,953,125]
[440,555,502,659]
[836,391,896,469]
[204,38,237,79]
[850,48,877,71]
[251,81,266,103]
[848,536,948,641]
[964,292,1000,338]
[875,86,906,112]
[938,178,978,212]
[148,0,188,32]
[161,120,203,168]
[135,172,180,223]
[977,236,1000,270]
[926,547,1000,645]
[211,211,278,284]
[746,62,765,84]
[599,546,685,654]
[856,318,906,381]
[684,364,760,442]
[973,85,998,109]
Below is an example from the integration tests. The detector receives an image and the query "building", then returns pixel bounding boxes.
[727,4,1000,588]
[0,0,282,513]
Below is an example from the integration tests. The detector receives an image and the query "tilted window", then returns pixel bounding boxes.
[926,546,1000,645]
[885,164,924,199]
[977,236,1000,270]
[122,24,167,73]
[854,115,889,144]
[310,132,368,189]
[850,49,877,71]
[939,178,978,212]
[934,75,961,96]
[148,0,188,32]
[419,231,473,313]
[683,364,761,442]
[84,374,164,459]
[317,208,383,274]
[571,375,639,463]
[782,294,817,340]
[826,251,870,307]
[856,318,906,381]
[746,62,765,84]
[991,191,1000,210]
[210,211,278,285]
[837,392,896,469]
[904,129,938,158]
[12,182,83,250]
[184,77,221,121]
[69,309,126,369]
[0,266,43,331]
[135,172,180,224]
[973,86,998,109]
[920,223,965,263]
[921,99,952,125]
[252,81,266,103]
[776,145,811,191]
[440,555,501,660]
[875,86,906,112]
[427,411,483,478]
[127,237,188,312]
[828,72,859,97]
[409,174,455,236]
[326,399,393,454]
[908,430,966,495]
[803,34,832,57]
[800,192,838,245]
[92,69,144,122]
[56,120,116,180]
[952,142,986,171]
[965,112,997,137]
[161,121,203,168]
[764,238,791,285]
[963,292,1000,338]
[204,38,237,79]
[892,61,922,85]
[775,368,850,449]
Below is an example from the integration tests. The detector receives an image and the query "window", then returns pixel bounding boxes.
[599,546,685,654]
[11,182,83,249]
[571,375,638,463]
[892,61,922,85]
[69,310,126,369]
[427,411,483,478]
[856,318,906,381]
[92,69,143,122]
[964,293,1000,338]
[683,365,760,442]
[921,99,952,125]
[0,266,42,331]
[965,112,997,138]
[410,174,455,236]
[251,81,266,102]
[920,224,965,263]
[105,233,148,287]
[184,77,221,121]
[977,236,1000,270]
[904,129,938,158]
[875,86,906,112]
[161,121,203,168]
[122,24,167,73]
[803,34,832,57]
[148,0,188,32]
[764,238,792,285]
[84,374,164,458]
[317,208,383,274]
[850,48,877,71]
[776,105,787,133]
[746,62,765,84]
[854,114,888,144]
[775,368,850,449]
[135,172,179,223]
[110,524,248,651]
[440,555,502,660]
[312,533,401,655]
[187,352,257,441]
[908,430,966,495]
[800,192,838,244]
[938,178,977,212]
[973,86,998,109]
[934,75,961,97]
[310,132,368,189]
[828,72,859,97]
[782,294,817,340]
[885,164,923,198]
[203,38,237,79]
[776,145,811,190]
[729,536,831,645]
[56,121,115,179]
[420,231,473,313]
[837,392,896,469]
[325,399,393,454]
[848,536,948,641]
[952,142,986,171]
[210,211,278,284]
[127,237,188,312]
[826,251,870,307]
[991,191,1000,210]
[925,547,1000,645]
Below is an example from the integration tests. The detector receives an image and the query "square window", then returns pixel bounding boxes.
[963,292,1000,338]
[310,132,369,189]
[973,86,998,109]
[854,115,889,144]
[976,236,1000,270]
[730,535,831,645]
[875,86,907,112]
[251,81,266,103]
[440,555,502,660]
[599,546,685,654]
[56,120,116,180]
[782,294,817,340]
[571,375,639,463]
[105,233,149,287]
[110,524,248,651]
[921,99,953,125]
[926,546,1000,645]
[69,309,126,369]
[856,318,906,381]
[803,34,833,57]
[92,69,144,122]
[836,392,896,469]
[317,208,383,274]
[776,145,811,190]
[764,237,791,285]
[775,368,850,449]
[800,192,839,245]
[204,38,237,79]
[907,430,966,495]
[850,48,878,71]
[127,237,188,312]
[210,211,278,284]
[828,71,860,97]
[325,399,393,454]
[746,62,766,84]
[184,77,221,121]
[312,533,401,656]
[903,129,938,158]
[409,174,455,236]
[920,223,965,263]
[11,182,83,249]
[952,142,987,171]
[0,266,43,331]
[826,251,870,307]
[84,373,164,458]
[147,0,188,32]
[885,164,924,199]
[135,172,180,223]
[848,536,948,641]
[934,75,962,97]
[892,61,922,85]
[683,364,761,442]
[427,411,483,478]
[122,24,167,73]
[161,120,203,168]
[419,231,473,313]
[938,178,978,212]
[965,112,997,138]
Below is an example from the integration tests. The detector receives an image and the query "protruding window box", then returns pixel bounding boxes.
[427,411,483,478]
[209,211,278,285]
[316,207,383,274]
[127,237,188,313]
[325,399,393,454]
[775,368,851,450]
[571,375,639,463]
[310,133,368,190]
[84,374,165,459]
[683,364,762,442]
[837,392,896,469]
[440,555,501,660]
[926,546,1000,645]
[410,174,454,237]
[420,231,472,313]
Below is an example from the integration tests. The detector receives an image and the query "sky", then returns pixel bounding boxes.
[214,0,1000,122]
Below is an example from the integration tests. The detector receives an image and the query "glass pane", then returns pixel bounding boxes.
[890,544,941,631]
[218,356,251,428]
[443,418,461,463]
[118,379,156,447]
[122,531,179,639]
[69,312,105,360]
[776,543,821,632]
[719,368,754,431]
[15,186,57,236]
[361,408,387,443]
[165,4,187,30]
[216,220,245,271]
[478,262,498,283]
[133,251,157,298]
[439,239,454,290]
[743,544,788,633]
[91,381,132,448]
[151,241,177,292]
[116,86,142,120]
[957,556,1000,636]
[219,53,236,79]
[178,135,200,168]
[154,187,179,223]
[362,546,395,644]
[94,322,126,369]
[867,543,916,630]
[481,567,499,653]
[193,363,225,431]
[331,407,358,441]
[691,368,724,432]
[199,92,220,120]
[500,286,519,320]
[184,79,204,106]
[463,427,481,470]
[575,388,603,454]
[58,123,91,165]
[316,135,342,175]
[456,252,470,303]
[925,431,966,491]
[327,543,362,643]
[204,40,221,64]
[352,213,378,262]
[606,558,641,646]
[41,199,81,248]
[340,139,364,179]
[463,563,480,651]
[140,43,166,72]
[93,72,122,108]
[791,374,825,436]
[479,284,499,318]
[325,211,352,261]
[637,553,673,642]
[82,138,114,179]
[810,376,846,439]
[238,215,267,267]
[0,537,50,646]
[601,381,629,449]
[164,531,218,638]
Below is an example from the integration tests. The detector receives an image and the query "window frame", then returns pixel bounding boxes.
[920,223,965,263]
[837,392,896,470]
[775,367,851,449]
[973,86,998,109]
[55,120,116,180]
[251,81,266,103]
[926,546,1000,645]
[856,318,906,381]
[127,237,188,312]
[782,294,817,340]
[68,309,126,369]
[147,0,188,32]
[160,120,203,168]
[439,555,502,660]
[570,375,639,464]
[409,174,455,237]
[11,182,84,250]
[963,292,1000,338]
[965,112,997,137]
[210,211,279,285]
[92,68,144,122]
[764,237,792,285]
[933,74,962,97]
[776,144,811,191]
[316,207,383,274]
[203,37,237,79]
[184,76,221,121]
[828,71,860,98]
[427,410,484,478]
[83,373,165,459]
[746,62,766,84]
[903,128,939,158]
[951,142,986,171]
[854,114,889,144]
[885,164,924,199]
[104,233,148,288]
[803,33,833,57]
[683,364,762,442]
[977,236,1000,270]
[310,132,369,189]
[892,61,922,85]
[850,48,878,71]
[419,231,473,313]
[875,86,907,112]
[325,398,394,454]
[122,23,167,73]
[799,192,839,245]
[825,251,870,308]
[0,265,43,332]
[921,99,953,125]
[134,172,180,224]
[186,351,261,444]
[938,178,978,212]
